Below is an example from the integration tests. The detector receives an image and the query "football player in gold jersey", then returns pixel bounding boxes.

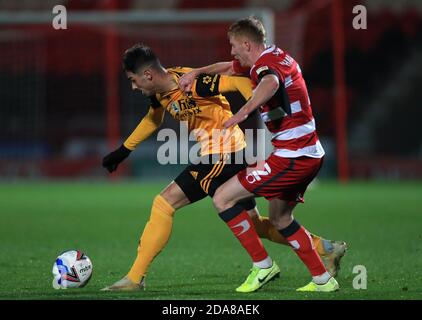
[101,44,343,291]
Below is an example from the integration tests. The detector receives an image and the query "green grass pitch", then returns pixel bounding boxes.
[0,180,421,300]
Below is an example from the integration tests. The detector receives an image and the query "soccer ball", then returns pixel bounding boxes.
[52,250,93,289]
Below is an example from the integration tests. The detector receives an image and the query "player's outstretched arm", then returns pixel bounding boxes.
[223,74,279,129]
[218,75,253,101]
[179,61,234,93]
[102,145,132,173]
[193,73,252,102]
[102,106,164,173]
[123,106,164,150]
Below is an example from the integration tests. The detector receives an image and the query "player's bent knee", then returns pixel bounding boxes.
[212,188,229,212]
[159,183,189,210]
[269,214,293,230]
[152,194,176,217]
[152,194,168,209]
[269,215,280,229]
[156,192,172,207]
[212,191,223,212]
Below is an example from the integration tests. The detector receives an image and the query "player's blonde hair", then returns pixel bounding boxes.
[227,16,266,44]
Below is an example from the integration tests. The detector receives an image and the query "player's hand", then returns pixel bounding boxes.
[223,112,248,130]
[179,70,199,93]
[102,145,131,173]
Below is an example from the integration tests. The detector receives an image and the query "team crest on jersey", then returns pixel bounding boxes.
[168,98,200,120]
[171,101,180,113]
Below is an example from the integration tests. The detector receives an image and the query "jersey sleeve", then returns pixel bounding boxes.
[123,105,165,150]
[251,63,291,116]
[194,74,221,97]
[251,63,285,83]
[218,75,253,100]
[194,73,253,101]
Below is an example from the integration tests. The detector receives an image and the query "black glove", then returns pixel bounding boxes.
[102,145,131,173]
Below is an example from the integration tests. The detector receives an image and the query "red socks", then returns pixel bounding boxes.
[219,204,269,263]
[279,220,326,276]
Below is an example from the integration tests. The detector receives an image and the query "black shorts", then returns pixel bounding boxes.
[174,151,256,210]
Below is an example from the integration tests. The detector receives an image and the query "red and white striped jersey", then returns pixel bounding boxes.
[233,45,324,158]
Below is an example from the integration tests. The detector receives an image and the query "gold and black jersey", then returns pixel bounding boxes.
[124,67,253,156]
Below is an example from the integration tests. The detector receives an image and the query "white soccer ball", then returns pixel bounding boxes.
[52,250,93,289]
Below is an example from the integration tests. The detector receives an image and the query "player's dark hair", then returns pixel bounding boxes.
[122,43,162,73]
[228,16,266,44]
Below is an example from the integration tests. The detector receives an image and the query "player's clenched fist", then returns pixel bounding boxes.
[102,145,131,173]
[178,69,199,93]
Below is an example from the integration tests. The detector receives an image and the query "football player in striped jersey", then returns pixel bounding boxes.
[179,17,346,293]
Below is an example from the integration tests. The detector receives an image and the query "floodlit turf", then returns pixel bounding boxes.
[0,180,421,300]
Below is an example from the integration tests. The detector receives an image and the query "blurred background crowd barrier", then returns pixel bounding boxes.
[0,0,421,181]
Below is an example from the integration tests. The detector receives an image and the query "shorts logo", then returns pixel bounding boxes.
[232,220,250,236]
[246,163,271,184]
[189,171,198,180]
